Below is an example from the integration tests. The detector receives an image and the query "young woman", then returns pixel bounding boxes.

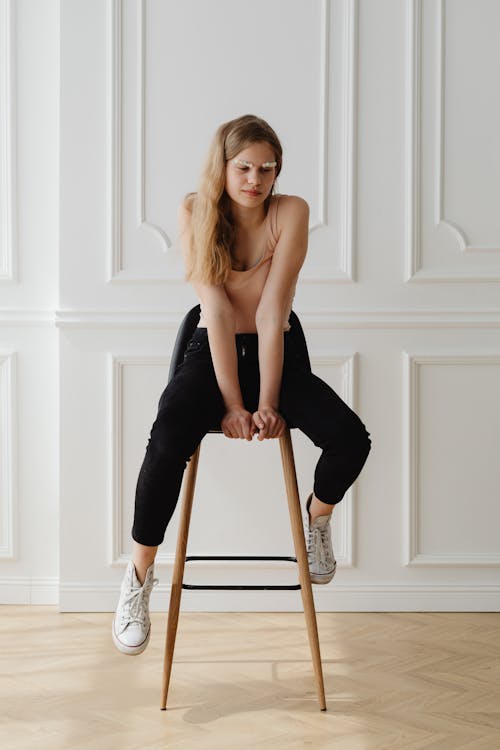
[112,114,372,656]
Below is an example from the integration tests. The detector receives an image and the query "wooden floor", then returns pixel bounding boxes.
[1,607,499,750]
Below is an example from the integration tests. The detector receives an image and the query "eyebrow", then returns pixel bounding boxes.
[232,158,277,168]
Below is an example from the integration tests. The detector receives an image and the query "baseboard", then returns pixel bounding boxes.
[55,582,500,613]
[3,578,498,612]
[0,577,58,605]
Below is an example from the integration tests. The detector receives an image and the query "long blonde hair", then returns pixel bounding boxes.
[183,114,282,285]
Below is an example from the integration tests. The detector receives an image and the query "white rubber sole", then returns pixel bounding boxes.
[309,561,337,585]
[112,616,151,656]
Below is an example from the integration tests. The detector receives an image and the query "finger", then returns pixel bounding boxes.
[253,412,263,440]
[243,417,253,440]
[268,418,283,439]
[248,417,256,440]
[260,413,271,439]
[255,412,265,430]
[257,420,264,440]
[237,418,248,440]
[222,416,237,439]
[247,415,256,440]
[266,417,278,439]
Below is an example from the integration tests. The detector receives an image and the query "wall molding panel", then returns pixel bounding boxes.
[0,0,18,283]
[403,351,500,567]
[105,0,359,284]
[108,353,172,567]
[405,0,500,283]
[0,351,17,559]
[109,351,357,576]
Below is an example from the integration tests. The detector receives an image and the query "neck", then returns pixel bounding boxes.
[229,199,269,232]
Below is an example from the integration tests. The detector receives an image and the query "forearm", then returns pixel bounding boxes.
[205,312,244,410]
[256,319,284,409]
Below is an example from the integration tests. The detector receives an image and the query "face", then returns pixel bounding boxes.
[224,141,277,209]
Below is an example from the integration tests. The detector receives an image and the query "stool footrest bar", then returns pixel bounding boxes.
[181,555,302,590]
[182,583,301,590]
[184,555,298,562]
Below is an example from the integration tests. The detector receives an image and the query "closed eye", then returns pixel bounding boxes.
[237,167,274,173]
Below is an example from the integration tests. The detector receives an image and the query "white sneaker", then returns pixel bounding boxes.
[305,493,337,584]
[112,559,159,655]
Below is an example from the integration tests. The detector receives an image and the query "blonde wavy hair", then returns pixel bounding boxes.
[183,114,283,285]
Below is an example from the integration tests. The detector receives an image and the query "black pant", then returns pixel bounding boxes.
[132,327,372,546]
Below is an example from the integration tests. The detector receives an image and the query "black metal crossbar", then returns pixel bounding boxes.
[181,555,302,591]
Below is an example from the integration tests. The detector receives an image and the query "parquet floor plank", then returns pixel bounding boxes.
[0,606,498,749]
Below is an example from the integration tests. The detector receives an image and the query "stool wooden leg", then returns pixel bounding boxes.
[279,428,327,711]
[160,443,201,710]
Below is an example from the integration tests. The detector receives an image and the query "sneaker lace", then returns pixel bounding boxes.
[307,525,334,569]
[121,577,159,627]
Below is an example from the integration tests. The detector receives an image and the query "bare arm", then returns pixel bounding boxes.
[177,199,254,439]
[254,196,309,437]
[192,287,242,411]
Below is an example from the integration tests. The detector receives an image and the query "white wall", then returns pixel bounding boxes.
[2,0,499,611]
[0,0,59,603]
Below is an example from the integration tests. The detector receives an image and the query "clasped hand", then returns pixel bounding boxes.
[221,406,286,440]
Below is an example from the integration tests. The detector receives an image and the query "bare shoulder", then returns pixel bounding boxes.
[275,194,309,238]
[277,194,309,209]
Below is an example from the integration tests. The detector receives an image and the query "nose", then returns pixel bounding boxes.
[247,168,261,186]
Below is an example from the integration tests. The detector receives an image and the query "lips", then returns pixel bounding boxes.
[244,191,261,196]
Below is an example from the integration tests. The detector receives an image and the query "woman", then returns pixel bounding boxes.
[112,114,372,656]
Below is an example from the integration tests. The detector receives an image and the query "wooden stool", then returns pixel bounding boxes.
[160,307,327,711]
